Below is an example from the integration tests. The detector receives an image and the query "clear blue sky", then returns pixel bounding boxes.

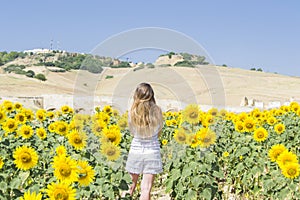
[1,0,299,76]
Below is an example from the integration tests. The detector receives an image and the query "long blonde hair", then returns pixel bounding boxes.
[129,83,163,138]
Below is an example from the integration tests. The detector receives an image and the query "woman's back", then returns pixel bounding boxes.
[124,83,163,199]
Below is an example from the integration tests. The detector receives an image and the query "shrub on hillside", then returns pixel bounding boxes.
[133,65,145,71]
[34,73,47,81]
[174,60,195,67]
[158,64,171,67]
[26,70,35,78]
[0,51,27,64]
[81,55,104,73]
[4,64,26,73]
[111,61,131,68]
[105,75,114,79]
[146,63,155,68]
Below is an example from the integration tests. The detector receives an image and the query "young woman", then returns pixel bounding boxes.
[125,82,163,200]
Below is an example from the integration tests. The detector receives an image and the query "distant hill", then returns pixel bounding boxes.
[1,50,300,110]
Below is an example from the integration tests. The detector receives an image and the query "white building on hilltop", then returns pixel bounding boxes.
[24,48,54,54]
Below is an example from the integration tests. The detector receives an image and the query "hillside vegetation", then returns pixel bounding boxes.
[0,50,265,82]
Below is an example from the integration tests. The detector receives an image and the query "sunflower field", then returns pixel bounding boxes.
[0,100,299,199]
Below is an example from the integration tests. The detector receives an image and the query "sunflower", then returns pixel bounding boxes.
[48,122,56,132]
[92,121,106,136]
[101,125,121,145]
[112,109,119,117]
[73,114,88,124]
[46,111,55,119]
[223,151,229,158]
[2,118,18,133]
[181,104,200,124]
[234,121,244,132]
[243,117,256,132]
[36,127,47,139]
[268,144,287,162]
[20,191,42,200]
[197,128,217,148]
[2,100,14,112]
[61,105,72,114]
[225,112,235,121]
[281,163,300,179]
[36,109,46,121]
[69,120,84,131]
[23,109,34,121]
[165,120,172,127]
[297,109,300,117]
[274,123,285,134]
[186,134,200,148]
[0,157,4,169]
[281,105,291,112]
[53,155,78,184]
[253,127,268,142]
[14,102,23,111]
[165,111,173,117]
[205,114,216,125]
[237,112,248,122]
[13,146,38,170]
[173,128,187,144]
[171,119,178,126]
[275,109,284,116]
[56,145,67,157]
[46,182,76,200]
[218,109,227,118]
[0,110,6,123]
[277,150,298,169]
[96,112,110,124]
[55,121,69,136]
[208,108,218,116]
[14,113,26,124]
[162,139,168,146]
[117,117,128,130]
[252,109,262,119]
[267,116,277,126]
[68,129,87,150]
[77,160,95,186]
[18,125,34,139]
[289,101,299,108]
[100,142,121,161]
[103,105,112,114]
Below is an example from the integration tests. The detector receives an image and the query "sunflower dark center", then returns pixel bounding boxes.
[21,152,32,163]
[59,126,66,132]
[107,149,116,156]
[8,122,15,129]
[74,136,82,144]
[287,168,296,176]
[54,189,68,200]
[60,164,71,177]
[189,112,198,119]
[257,132,264,138]
[178,134,186,142]
[19,115,25,121]
[246,123,253,129]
